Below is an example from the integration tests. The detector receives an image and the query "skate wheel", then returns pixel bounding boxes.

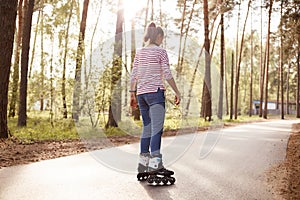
[169,177,176,184]
[137,173,148,181]
[147,176,154,184]
[143,175,149,181]
[162,177,168,185]
[154,177,161,184]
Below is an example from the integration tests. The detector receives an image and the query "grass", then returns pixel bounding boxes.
[7,111,295,142]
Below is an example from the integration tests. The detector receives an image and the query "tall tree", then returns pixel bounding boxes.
[9,0,24,118]
[279,0,284,119]
[28,9,41,78]
[18,0,35,127]
[230,51,234,120]
[201,0,212,121]
[62,0,74,119]
[297,35,300,118]
[40,9,45,111]
[0,0,18,138]
[218,0,225,119]
[249,3,253,117]
[176,0,187,77]
[259,0,264,117]
[234,0,251,119]
[263,0,273,119]
[72,0,90,121]
[131,19,140,120]
[106,0,124,128]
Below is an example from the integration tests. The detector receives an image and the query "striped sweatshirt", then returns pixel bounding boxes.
[130,46,173,95]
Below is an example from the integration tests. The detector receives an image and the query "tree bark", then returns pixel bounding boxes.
[0,0,18,138]
[176,0,187,78]
[201,0,212,121]
[234,0,241,119]
[249,3,253,117]
[259,0,264,117]
[286,63,290,115]
[106,0,124,128]
[218,6,224,119]
[9,0,24,118]
[28,9,40,78]
[263,0,273,119]
[62,0,74,119]
[180,0,197,69]
[296,35,300,118]
[280,0,284,119]
[72,0,90,121]
[40,10,44,111]
[234,0,251,119]
[131,19,140,120]
[230,51,234,120]
[18,0,35,127]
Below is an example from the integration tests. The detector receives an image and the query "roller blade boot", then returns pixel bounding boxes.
[137,153,150,181]
[147,155,176,186]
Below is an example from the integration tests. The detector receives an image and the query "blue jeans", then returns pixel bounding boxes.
[137,88,165,156]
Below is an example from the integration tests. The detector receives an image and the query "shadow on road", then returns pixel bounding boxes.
[139,181,176,200]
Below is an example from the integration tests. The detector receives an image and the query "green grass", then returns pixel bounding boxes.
[7,111,292,142]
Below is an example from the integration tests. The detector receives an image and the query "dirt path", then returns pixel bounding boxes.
[266,123,300,199]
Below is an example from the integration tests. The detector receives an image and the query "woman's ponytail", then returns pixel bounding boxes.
[144,22,157,44]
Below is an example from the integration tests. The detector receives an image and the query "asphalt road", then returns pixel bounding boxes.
[0,120,298,200]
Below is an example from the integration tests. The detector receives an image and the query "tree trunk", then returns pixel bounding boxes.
[144,0,150,32]
[150,0,154,21]
[28,9,40,78]
[263,0,273,119]
[234,0,251,119]
[259,0,264,117]
[230,51,234,120]
[286,63,290,115]
[0,0,18,138]
[185,14,219,116]
[159,0,163,26]
[131,19,140,120]
[18,0,35,127]
[176,0,187,78]
[297,35,300,118]
[72,0,90,121]
[249,3,253,117]
[50,31,54,127]
[9,0,24,118]
[106,0,124,128]
[280,0,284,119]
[180,0,197,69]
[62,0,74,119]
[40,10,44,111]
[201,0,212,121]
[218,5,224,119]
[234,0,241,119]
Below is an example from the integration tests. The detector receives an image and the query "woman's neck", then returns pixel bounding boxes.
[147,42,159,47]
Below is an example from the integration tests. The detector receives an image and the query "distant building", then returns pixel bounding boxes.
[252,100,299,115]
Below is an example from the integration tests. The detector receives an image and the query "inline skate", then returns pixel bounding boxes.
[137,153,150,181]
[147,155,176,185]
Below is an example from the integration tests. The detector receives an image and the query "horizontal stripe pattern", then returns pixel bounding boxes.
[130,46,173,95]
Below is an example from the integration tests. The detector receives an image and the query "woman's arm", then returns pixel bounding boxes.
[166,78,181,105]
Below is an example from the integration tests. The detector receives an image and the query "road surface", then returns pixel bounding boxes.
[0,120,298,200]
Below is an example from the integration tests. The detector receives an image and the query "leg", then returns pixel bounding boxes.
[137,95,151,154]
[149,103,165,156]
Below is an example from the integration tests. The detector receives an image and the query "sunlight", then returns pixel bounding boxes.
[123,0,147,22]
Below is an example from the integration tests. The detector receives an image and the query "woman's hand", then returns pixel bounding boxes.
[130,93,138,108]
[175,92,181,105]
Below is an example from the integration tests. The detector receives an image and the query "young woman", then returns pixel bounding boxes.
[130,22,181,185]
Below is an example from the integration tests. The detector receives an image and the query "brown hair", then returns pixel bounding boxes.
[144,22,164,44]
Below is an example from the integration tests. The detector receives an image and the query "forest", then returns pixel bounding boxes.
[0,0,299,139]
